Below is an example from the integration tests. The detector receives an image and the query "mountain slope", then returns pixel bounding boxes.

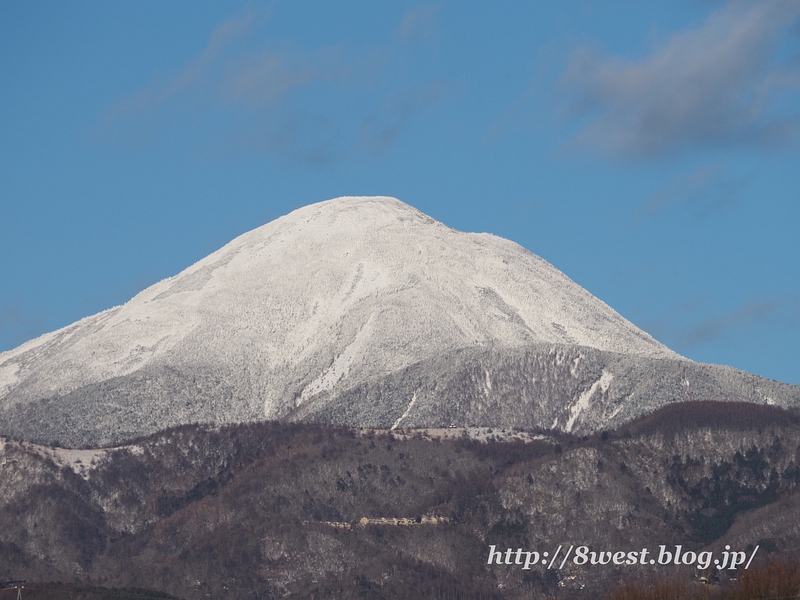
[4,403,800,598]
[0,196,797,446]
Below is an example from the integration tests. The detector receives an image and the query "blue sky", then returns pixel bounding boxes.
[2,0,799,384]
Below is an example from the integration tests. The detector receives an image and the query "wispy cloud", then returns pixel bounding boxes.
[559,0,800,158]
[0,303,45,351]
[636,164,746,221]
[102,9,261,123]
[675,299,779,347]
[358,80,446,151]
[644,293,800,350]
[0,305,20,337]
[396,5,440,41]
[98,6,444,164]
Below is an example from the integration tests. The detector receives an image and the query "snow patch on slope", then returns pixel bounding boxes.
[298,314,376,406]
[391,390,419,430]
[566,370,614,433]
[0,363,20,396]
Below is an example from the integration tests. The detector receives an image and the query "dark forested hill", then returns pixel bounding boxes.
[2,401,800,599]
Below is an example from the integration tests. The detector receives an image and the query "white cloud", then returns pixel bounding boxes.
[98,7,444,164]
[560,0,800,158]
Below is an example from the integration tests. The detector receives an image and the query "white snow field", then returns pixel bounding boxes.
[1,197,798,446]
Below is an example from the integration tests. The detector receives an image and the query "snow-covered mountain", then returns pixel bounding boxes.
[1,196,798,446]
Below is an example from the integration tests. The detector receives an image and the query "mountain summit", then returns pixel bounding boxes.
[1,197,797,446]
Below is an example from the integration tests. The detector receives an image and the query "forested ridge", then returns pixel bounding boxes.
[2,402,800,598]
